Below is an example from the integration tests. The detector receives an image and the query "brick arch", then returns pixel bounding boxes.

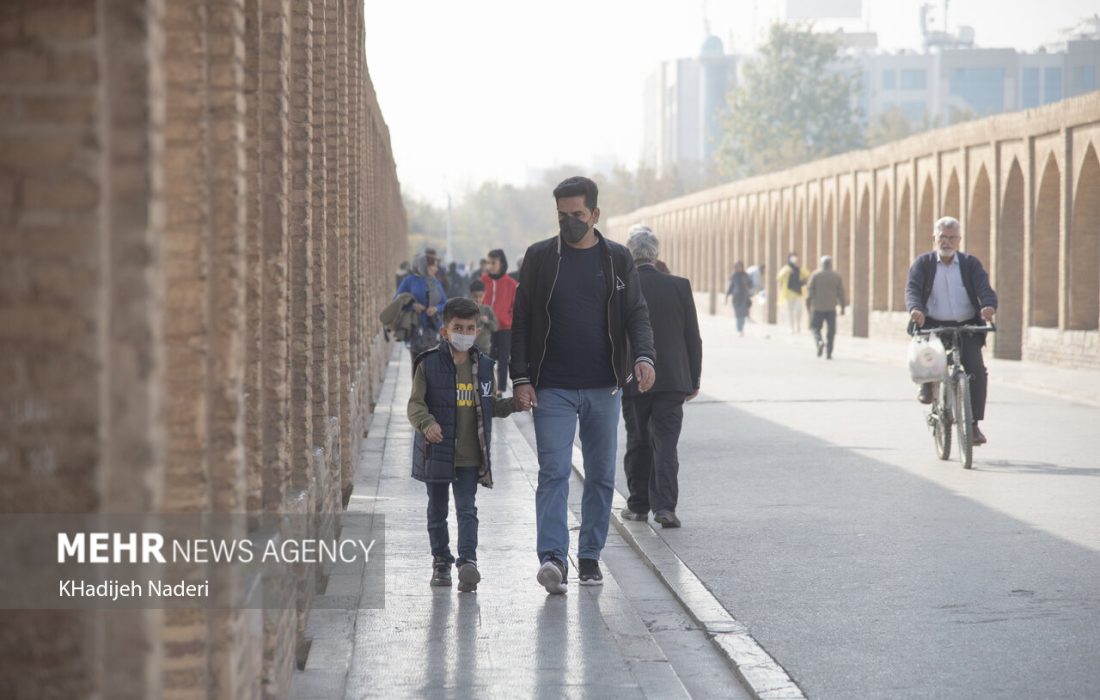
[893,180,912,312]
[852,186,871,336]
[917,177,935,249]
[795,200,805,267]
[943,170,961,219]
[1031,154,1061,328]
[768,201,782,323]
[838,190,852,283]
[1068,144,1100,330]
[823,196,835,262]
[873,184,891,311]
[808,195,820,267]
[968,166,992,266]
[996,159,1026,359]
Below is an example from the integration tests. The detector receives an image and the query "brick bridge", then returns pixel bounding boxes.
[2,0,404,698]
[608,94,1100,369]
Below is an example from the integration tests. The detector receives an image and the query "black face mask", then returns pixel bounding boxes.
[559,216,590,244]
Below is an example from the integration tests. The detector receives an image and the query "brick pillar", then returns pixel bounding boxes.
[288,0,313,493]
[324,0,341,502]
[243,0,264,514]
[258,0,295,697]
[336,0,352,503]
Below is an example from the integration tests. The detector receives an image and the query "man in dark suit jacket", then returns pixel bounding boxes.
[906,216,998,445]
[621,225,702,528]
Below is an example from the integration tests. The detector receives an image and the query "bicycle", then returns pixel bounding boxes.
[910,322,995,470]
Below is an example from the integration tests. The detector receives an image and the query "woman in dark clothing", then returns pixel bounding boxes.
[725,260,752,336]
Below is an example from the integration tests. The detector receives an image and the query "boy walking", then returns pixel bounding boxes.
[408,297,524,592]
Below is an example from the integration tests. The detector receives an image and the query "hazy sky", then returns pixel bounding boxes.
[363,0,1097,204]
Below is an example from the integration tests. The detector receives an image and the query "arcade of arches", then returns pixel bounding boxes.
[609,93,1100,370]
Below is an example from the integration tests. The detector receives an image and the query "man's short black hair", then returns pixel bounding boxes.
[468,279,485,294]
[443,297,480,324]
[553,176,598,211]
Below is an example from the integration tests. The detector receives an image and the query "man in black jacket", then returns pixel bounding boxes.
[906,216,998,445]
[620,226,701,528]
[511,176,656,593]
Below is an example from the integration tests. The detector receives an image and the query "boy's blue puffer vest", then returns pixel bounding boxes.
[412,344,496,485]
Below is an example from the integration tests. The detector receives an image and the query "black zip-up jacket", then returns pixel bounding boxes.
[510,229,656,390]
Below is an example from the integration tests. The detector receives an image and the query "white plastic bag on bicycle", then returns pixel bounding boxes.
[908,334,946,384]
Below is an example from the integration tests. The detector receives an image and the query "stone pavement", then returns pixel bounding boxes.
[289,348,753,699]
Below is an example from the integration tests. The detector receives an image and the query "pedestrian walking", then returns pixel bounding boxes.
[725,261,752,335]
[620,226,701,529]
[467,279,498,356]
[480,248,519,396]
[805,255,847,359]
[511,176,655,594]
[407,297,526,592]
[906,216,998,445]
[394,253,447,370]
[777,253,809,333]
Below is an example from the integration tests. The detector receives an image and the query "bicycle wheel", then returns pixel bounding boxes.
[955,373,973,469]
[933,384,951,460]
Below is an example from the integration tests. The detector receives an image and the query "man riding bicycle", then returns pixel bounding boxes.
[906,216,998,446]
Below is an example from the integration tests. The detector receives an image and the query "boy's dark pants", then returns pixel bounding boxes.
[426,466,479,565]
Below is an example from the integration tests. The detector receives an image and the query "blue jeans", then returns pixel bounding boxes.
[532,387,620,567]
[425,466,479,565]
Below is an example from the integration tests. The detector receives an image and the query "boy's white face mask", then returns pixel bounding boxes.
[449,333,476,352]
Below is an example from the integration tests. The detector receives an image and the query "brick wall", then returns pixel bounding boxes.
[0,0,406,697]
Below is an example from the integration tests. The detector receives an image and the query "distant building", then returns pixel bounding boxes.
[856,16,1100,125]
[642,35,739,177]
[643,18,1100,175]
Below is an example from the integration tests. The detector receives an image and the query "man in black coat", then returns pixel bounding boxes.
[906,216,998,445]
[621,225,702,528]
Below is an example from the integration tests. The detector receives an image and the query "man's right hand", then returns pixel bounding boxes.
[514,384,537,410]
[424,423,443,444]
[910,309,925,327]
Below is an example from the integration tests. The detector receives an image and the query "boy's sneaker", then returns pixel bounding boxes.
[536,558,567,595]
[620,507,648,522]
[578,558,603,586]
[430,556,452,587]
[457,561,480,593]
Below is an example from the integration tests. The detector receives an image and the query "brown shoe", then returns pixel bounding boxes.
[918,383,934,404]
[972,424,987,446]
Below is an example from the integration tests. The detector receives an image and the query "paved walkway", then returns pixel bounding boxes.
[290,348,751,699]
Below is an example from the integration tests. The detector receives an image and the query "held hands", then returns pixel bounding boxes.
[980,306,996,323]
[514,384,537,411]
[635,362,656,393]
[425,306,437,317]
[412,302,426,313]
[424,423,443,444]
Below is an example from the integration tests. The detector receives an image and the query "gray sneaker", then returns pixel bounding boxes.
[653,511,682,528]
[457,561,480,593]
[536,558,567,595]
[620,508,648,522]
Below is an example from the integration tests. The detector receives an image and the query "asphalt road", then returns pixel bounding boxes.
[612,314,1100,699]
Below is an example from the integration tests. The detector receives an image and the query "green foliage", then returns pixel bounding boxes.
[716,23,864,179]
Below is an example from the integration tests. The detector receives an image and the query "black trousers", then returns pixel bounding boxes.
[490,329,511,391]
[622,392,685,515]
[810,310,837,355]
[924,319,989,422]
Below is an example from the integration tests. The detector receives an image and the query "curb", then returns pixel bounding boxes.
[568,442,807,700]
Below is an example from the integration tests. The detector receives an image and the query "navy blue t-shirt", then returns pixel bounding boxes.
[540,244,616,389]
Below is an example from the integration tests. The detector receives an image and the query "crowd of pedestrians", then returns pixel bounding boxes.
[380,175,996,600]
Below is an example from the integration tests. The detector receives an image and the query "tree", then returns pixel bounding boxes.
[866,105,915,147]
[716,23,864,179]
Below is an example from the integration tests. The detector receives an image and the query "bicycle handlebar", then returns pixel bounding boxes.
[911,322,997,337]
